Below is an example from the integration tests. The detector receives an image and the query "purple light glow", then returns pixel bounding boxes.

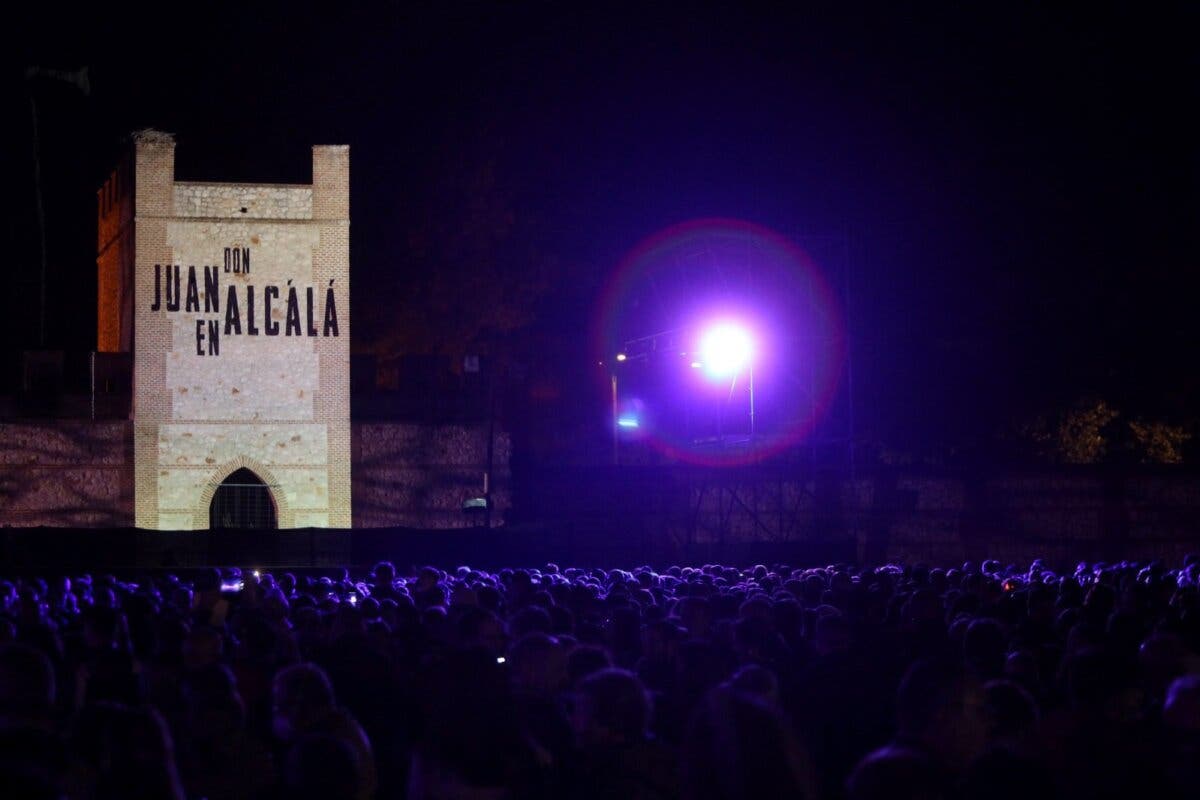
[595,218,845,466]
[697,321,755,379]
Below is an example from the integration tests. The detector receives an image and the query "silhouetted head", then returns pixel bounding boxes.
[983,679,1039,742]
[272,662,336,742]
[1163,674,1200,732]
[567,644,612,686]
[70,703,184,800]
[573,668,650,748]
[963,618,1007,678]
[725,664,781,707]
[1065,647,1140,720]
[847,746,946,800]
[372,561,396,586]
[683,687,815,800]
[896,659,987,769]
[508,632,566,695]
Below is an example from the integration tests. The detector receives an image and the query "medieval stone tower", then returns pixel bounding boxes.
[97,131,351,529]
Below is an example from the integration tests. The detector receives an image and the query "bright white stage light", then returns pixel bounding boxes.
[698,322,754,378]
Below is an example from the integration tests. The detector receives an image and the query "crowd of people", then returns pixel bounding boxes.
[3,555,1200,799]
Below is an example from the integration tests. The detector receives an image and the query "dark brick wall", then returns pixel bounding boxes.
[0,421,510,530]
[0,422,133,527]
[352,423,511,528]
[1,421,1196,566]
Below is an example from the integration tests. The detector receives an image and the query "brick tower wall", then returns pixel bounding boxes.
[129,133,351,529]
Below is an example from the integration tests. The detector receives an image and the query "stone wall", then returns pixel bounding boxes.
[0,422,508,530]
[519,466,1200,566]
[1,418,1196,565]
[173,183,312,219]
[853,472,1200,565]
[0,422,132,527]
[353,423,511,528]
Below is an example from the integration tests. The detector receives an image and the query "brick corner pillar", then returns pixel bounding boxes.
[312,145,350,220]
[133,130,176,217]
[311,144,352,528]
[132,130,177,530]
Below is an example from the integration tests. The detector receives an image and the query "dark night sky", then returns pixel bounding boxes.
[5,2,1197,454]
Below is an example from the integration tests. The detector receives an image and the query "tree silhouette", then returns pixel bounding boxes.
[359,150,554,379]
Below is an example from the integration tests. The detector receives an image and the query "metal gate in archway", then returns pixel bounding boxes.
[209,468,278,529]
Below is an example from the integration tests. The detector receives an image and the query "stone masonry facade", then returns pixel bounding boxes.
[102,132,351,529]
[1,420,1192,565]
[0,422,508,530]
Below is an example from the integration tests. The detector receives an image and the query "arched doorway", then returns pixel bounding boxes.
[209,468,278,529]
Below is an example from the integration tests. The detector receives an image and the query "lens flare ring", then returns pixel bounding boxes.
[595,218,844,466]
